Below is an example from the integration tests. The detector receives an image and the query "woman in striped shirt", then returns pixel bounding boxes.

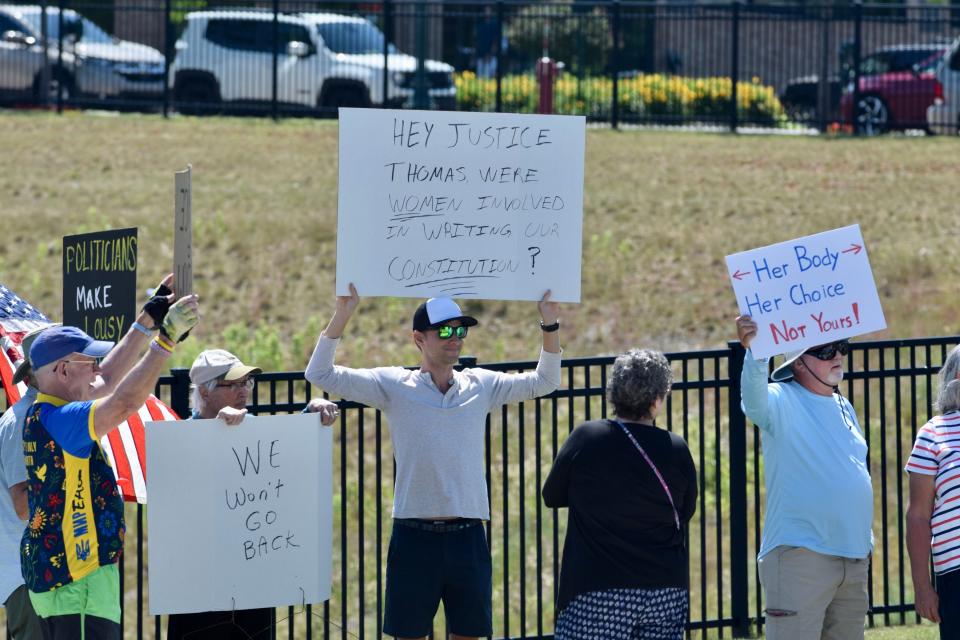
[906,345,960,637]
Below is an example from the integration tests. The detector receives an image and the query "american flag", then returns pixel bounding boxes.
[0,283,178,504]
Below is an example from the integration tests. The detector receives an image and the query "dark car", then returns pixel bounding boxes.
[840,47,947,134]
[780,43,947,125]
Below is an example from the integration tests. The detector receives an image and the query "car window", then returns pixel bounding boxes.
[889,49,938,71]
[860,54,890,75]
[206,19,311,53]
[279,23,311,45]
[18,11,112,43]
[315,21,385,54]
[0,13,28,34]
[77,17,113,44]
[206,19,266,52]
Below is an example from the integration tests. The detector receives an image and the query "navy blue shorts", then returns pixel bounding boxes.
[383,518,492,637]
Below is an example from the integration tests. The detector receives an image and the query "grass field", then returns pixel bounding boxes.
[1,111,958,638]
[1,111,958,373]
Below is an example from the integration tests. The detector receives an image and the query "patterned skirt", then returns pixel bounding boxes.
[555,587,688,640]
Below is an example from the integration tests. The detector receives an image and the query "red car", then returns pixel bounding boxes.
[840,46,947,134]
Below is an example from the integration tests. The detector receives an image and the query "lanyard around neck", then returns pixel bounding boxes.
[613,420,681,531]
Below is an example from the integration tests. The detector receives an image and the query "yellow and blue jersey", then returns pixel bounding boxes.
[20,393,125,593]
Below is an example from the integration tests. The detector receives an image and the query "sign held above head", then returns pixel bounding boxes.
[62,227,138,342]
[174,165,193,298]
[726,224,886,360]
[336,108,585,303]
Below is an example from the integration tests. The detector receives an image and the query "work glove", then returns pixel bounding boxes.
[160,297,198,343]
[142,283,173,329]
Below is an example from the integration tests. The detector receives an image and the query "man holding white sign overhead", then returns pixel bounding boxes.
[305,285,560,639]
[735,315,872,640]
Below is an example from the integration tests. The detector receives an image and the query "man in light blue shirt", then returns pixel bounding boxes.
[736,315,873,640]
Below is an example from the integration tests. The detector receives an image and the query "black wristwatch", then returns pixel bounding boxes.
[540,320,560,333]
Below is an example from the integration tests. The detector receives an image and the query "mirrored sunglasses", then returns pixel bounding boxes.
[437,325,468,340]
[807,340,850,361]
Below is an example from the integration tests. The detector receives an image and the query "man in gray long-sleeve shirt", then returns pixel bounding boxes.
[305,284,561,640]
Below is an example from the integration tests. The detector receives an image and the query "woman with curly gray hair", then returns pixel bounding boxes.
[543,348,698,639]
[905,345,960,637]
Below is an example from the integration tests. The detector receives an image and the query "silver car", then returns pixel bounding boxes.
[927,37,960,135]
[0,4,164,103]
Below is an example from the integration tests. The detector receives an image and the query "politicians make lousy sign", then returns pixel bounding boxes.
[146,413,332,614]
[336,108,585,302]
[726,224,886,360]
[62,227,138,342]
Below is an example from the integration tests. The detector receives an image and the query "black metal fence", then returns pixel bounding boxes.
[77,334,954,638]
[0,0,957,133]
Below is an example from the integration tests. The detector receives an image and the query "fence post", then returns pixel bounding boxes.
[40,0,49,109]
[495,0,504,113]
[163,0,172,118]
[610,0,621,129]
[852,1,863,136]
[169,368,191,420]
[56,0,64,114]
[382,0,391,108]
[271,0,279,121]
[727,340,750,637]
[729,1,740,132]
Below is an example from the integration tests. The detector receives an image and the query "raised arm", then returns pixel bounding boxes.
[736,315,774,430]
[93,295,199,439]
[322,283,360,339]
[305,284,390,408]
[93,273,174,398]
[538,290,560,355]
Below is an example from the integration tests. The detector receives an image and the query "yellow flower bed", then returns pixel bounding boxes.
[455,71,787,126]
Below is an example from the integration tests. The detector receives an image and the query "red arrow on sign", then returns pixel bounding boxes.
[732,269,751,280]
[841,243,862,255]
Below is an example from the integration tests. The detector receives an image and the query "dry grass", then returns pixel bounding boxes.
[1,111,958,374]
[1,110,958,638]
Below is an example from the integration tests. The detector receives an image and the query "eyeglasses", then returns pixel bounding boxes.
[57,359,100,371]
[216,378,255,391]
[807,340,851,361]
[436,325,468,340]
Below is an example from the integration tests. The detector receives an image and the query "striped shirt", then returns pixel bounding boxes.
[905,410,960,575]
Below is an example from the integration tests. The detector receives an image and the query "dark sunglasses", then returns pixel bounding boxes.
[437,325,468,340]
[807,340,850,361]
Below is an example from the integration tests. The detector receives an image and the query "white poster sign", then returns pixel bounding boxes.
[336,108,585,302]
[146,413,332,615]
[725,224,886,359]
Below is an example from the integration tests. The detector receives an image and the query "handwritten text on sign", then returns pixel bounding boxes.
[336,109,585,302]
[726,225,886,359]
[62,227,137,341]
[146,414,332,614]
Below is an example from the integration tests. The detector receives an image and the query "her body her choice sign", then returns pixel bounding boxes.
[146,413,332,614]
[726,224,886,360]
[336,108,585,302]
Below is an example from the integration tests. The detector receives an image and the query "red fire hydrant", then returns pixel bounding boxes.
[536,56,558,114]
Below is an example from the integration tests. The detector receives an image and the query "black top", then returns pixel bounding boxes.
[542,419,698,613]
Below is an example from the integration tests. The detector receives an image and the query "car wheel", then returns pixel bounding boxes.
[323,87,367,109]
[33,69,74,106]
[855,95,889,135]
[174,78,221,115]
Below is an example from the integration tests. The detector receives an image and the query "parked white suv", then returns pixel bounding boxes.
[927,37,960,134]
[0,4,164,103]
[170,10,456,112]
